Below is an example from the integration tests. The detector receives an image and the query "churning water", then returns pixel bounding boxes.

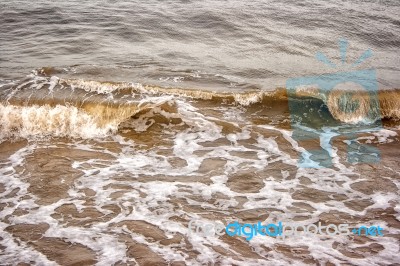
[0,0,399,265]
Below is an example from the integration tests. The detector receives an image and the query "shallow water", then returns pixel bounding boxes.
[0,0,399,265]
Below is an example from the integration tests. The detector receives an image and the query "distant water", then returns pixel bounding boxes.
[0,1,400,265]
[1,0,400,89]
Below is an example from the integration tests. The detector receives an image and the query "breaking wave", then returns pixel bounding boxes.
[0,70,399,140]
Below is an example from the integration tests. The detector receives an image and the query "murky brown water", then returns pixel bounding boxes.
[1,0,400,265]
[0,76,399,264]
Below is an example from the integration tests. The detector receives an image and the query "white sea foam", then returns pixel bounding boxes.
[0,85,399,265]
[0,104,118,140]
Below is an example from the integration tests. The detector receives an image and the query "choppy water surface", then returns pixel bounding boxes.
[0,0,399,265]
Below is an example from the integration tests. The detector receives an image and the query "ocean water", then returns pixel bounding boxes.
[0,0,400,265]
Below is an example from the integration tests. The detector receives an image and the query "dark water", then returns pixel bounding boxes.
[1,1,400,265]
[1,0,400,89]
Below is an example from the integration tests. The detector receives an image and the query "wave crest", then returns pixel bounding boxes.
[0,73,399,140]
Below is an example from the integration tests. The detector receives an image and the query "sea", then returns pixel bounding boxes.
[0,0,399,265]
